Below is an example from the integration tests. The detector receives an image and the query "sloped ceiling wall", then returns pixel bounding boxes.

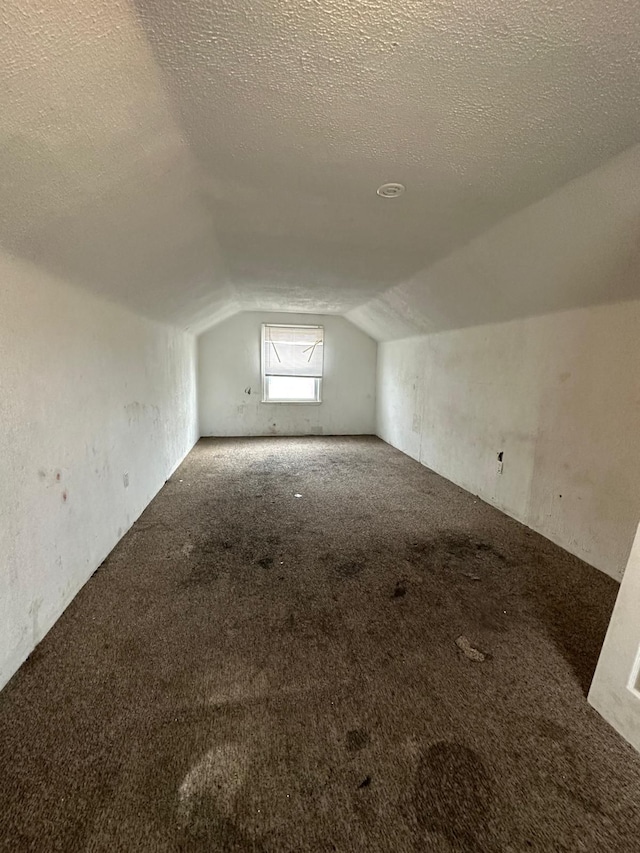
[348,143,640,340]
[0,0,235,331]
[1,0,639,337]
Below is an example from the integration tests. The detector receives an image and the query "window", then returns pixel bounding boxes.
[262,324,324,403]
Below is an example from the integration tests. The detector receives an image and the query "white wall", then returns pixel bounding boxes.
[590,521,640,751]
[198,312,376,436]
[377,298,640,580]
[0,252,198,689]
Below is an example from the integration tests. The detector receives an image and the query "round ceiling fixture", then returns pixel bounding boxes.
[376,182,405,198]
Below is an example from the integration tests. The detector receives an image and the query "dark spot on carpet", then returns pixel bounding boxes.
[182,537,228,586]
[257,556,273,569]
[414,742,494,852]
[358,776,372,789]
[190,533,241,565]
[346,729,370,752]
[407,533,514,573]
[179,808,267,852]
[534,718,567,742]
[393,582,406,598]
[336,560,364,578]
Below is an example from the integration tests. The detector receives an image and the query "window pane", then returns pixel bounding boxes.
[263,325,324,377]
[266,376,318,401]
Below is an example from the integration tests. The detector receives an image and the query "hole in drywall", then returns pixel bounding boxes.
[497,451,504,462]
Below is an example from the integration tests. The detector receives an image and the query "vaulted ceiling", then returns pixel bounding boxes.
[1,0,639,338]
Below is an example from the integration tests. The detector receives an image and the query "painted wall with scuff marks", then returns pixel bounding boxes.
[198,312,376,436]
[377,298,640,580]
[0,251,198,689]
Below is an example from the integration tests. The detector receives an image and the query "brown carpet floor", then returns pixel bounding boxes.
[1,436,640,852]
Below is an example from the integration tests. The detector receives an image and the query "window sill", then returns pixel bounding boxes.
[261,400,322,405]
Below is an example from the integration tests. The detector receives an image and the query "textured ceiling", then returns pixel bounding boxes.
[1,0,640,336]
[348,143,640,340]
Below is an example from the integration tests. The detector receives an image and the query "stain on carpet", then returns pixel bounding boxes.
[346,728,371,752]
[0,437,634,853]
[392,581,407,598]
[413,742,494,852]
[338,561,365,578]
[407,533,514,573]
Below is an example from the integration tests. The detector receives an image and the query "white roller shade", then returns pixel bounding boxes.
[263,325,324,378]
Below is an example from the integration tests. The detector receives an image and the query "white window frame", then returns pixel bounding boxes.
[261,323,324,404]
